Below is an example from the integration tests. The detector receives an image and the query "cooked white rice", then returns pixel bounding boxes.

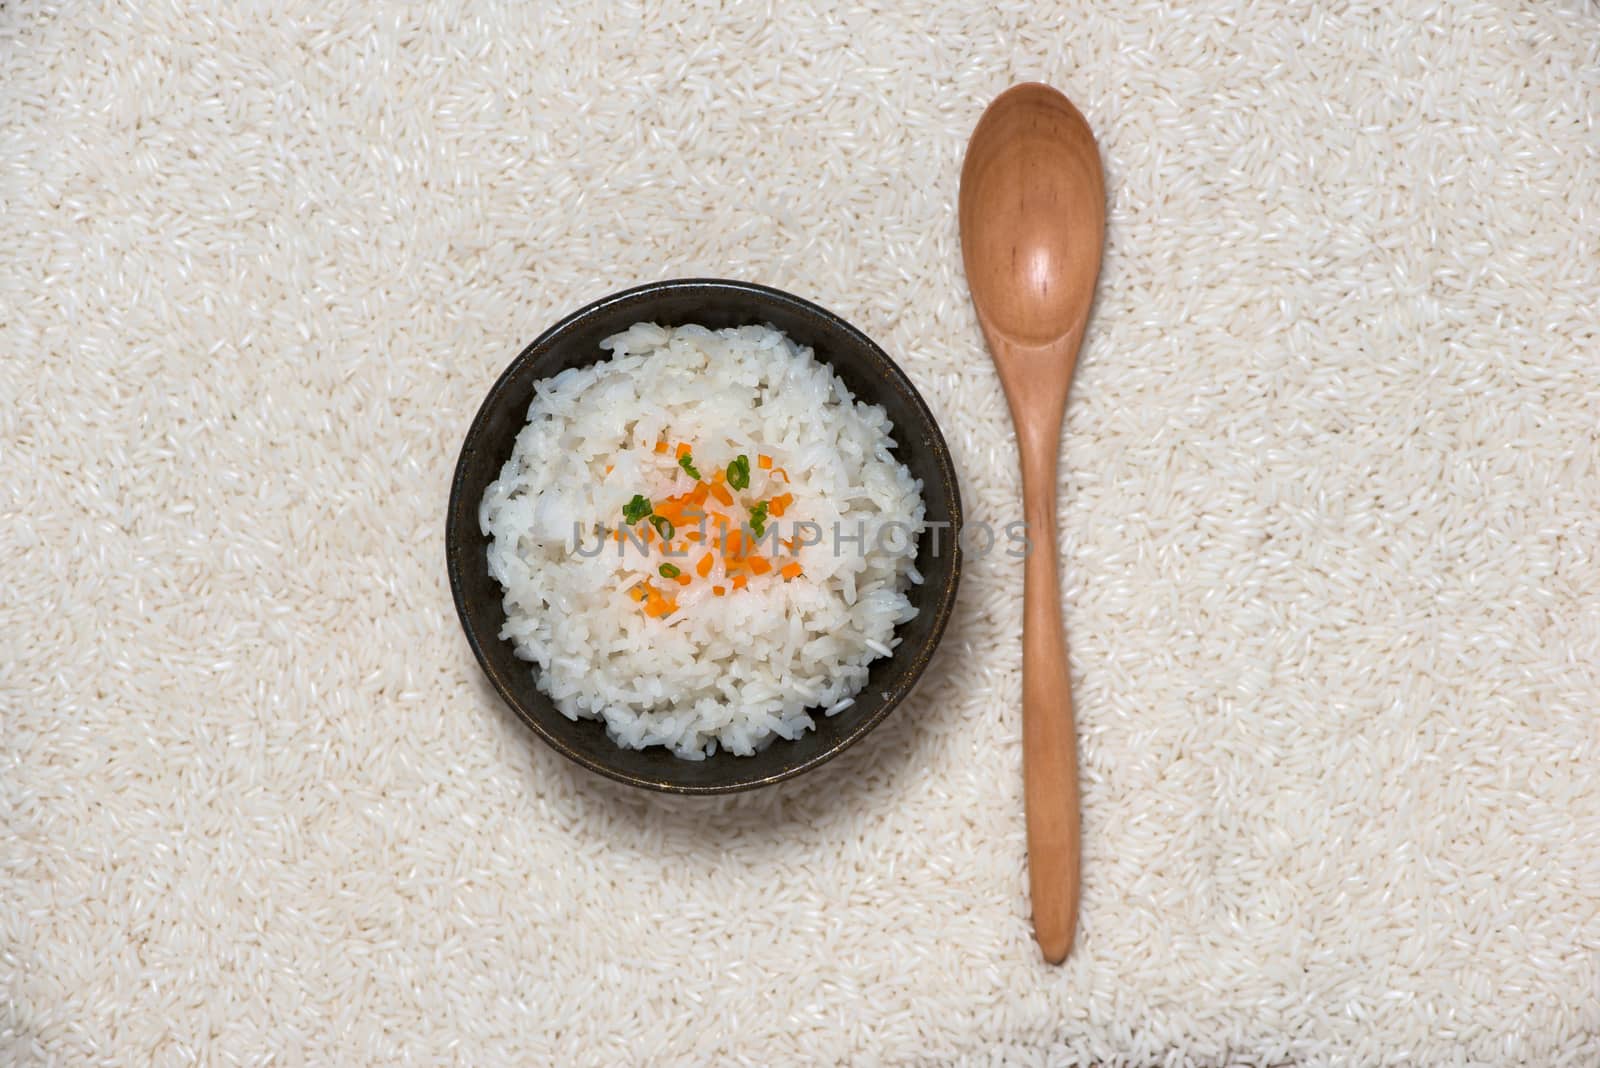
[479,323,925,758]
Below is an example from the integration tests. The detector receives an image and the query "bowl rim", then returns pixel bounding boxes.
[446,277,962,793]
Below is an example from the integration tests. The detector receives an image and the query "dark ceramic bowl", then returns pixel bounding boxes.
[446,279,962,793]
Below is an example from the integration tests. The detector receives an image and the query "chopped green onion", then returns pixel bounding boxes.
[678,453,700,480]
[650,515,675,541]
[727,454,750,490]
[622,495,653,524]
[749,501,769,537]
[658,563,681,579]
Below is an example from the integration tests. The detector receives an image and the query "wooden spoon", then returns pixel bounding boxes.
[958,83,1105,964]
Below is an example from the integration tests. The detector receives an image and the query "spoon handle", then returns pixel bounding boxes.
[1017,404,1081,965]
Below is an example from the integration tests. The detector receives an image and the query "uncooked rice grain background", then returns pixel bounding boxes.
[3,1,1598,1065]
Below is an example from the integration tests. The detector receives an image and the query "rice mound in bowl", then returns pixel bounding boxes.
[479,322,926,759]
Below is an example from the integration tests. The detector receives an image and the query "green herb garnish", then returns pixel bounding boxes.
[622,495,653,524]
[659,563,681,579]
[678,453,700,480]
[727,454,750,490]
[650,515,675,541]
[749,501,769,537]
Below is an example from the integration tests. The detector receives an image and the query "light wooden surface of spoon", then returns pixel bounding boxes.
[958,83,1105,964]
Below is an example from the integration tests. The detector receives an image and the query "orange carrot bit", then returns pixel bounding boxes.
[780,537,796,553]
[686,531,703,542]
[654,441,669,454]
[656,494,704,529]
[712,469,725,484]
[731,575,748,591]
[770,493,793,518]
[689,482,710,506]
[643,590,675,617]
[712,585,726,597]
[709,482,733,507]
[757,454,772,470]
[605,464,614,475]
[696,552,714,578]
[675,442,691,460]
[675,574,691,587]
[627,584,647,602]
[780,562,803,581]
[772,467,790,483]
[725,529,747,559]
[749,556,772,576]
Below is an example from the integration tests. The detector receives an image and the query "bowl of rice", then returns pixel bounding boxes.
[446,279,962,793]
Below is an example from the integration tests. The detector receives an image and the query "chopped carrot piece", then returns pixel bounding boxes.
[781,537,795,552]
[644,590,675,617]
[712,469,725,484]
[653,497,688,525]
[654,441,669,454]
[758,455,772,470]
[712,585,726,596]
[686,531,702,542]
[627,585,646,601]
[689,482,710,506]
[770,493,793,518]
[772,467,789,483]
[675,574,691,587]
[749,556,772,576]
[655,497,704,529]
[605,464,614,475]
[709,483,733,507]
[726,529,747,559]
[696,552,714,578]
[675,442,691,459]
[731,575,747,590]
[780,562,803,580]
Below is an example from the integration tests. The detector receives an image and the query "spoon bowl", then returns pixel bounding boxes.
[959,84,1105,964]
[961,84,1105,355]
